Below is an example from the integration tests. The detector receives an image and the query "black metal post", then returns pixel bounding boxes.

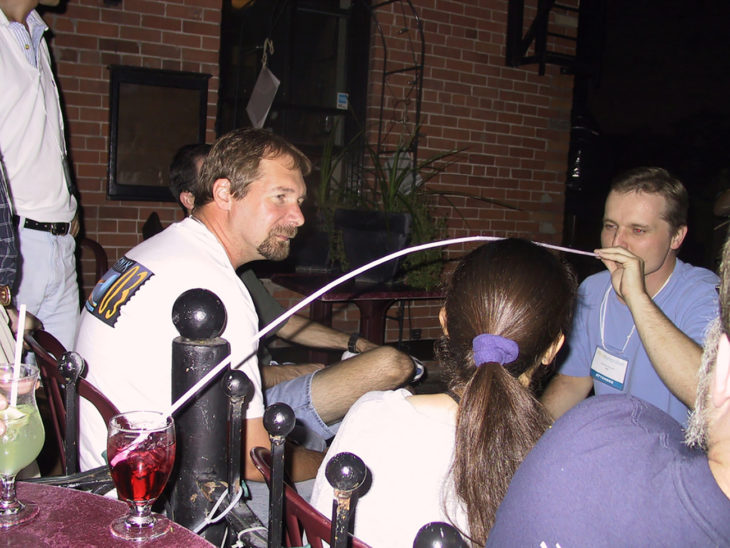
[413,522,467,548]
[262,402,295,548]
[58,351,84,475]
[168,288,230,545]
[224,369,253,501]
[325,451,367,548]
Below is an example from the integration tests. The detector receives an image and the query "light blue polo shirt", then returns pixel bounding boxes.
[559,259,719,425]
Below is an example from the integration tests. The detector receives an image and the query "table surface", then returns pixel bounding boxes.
[7,482,214,548]
[272,272,444,349]
[271,273,444,302]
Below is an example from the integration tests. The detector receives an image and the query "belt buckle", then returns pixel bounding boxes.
[51,223,68,236]
[0,286,10,307]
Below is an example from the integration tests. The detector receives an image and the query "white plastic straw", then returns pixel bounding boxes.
[10,304,26,407]
[165,236,599,416]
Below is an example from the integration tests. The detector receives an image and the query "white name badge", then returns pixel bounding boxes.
[590,347,628,390]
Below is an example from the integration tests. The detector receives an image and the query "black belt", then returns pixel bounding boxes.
[14,216,70,236]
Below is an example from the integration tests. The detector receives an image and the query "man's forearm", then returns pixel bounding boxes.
[540,373,594,420]
[627,293,702,407]
[277,315,375,352]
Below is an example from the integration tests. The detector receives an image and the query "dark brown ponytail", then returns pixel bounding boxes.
[436,239,576,544]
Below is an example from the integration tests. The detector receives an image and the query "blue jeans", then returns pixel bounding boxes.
[264,369,340,452]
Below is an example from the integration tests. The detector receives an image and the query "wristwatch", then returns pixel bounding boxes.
[348,332,361,354]
[0,285,10,307]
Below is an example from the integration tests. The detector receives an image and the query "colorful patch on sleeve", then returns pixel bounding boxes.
[85,256,154,327]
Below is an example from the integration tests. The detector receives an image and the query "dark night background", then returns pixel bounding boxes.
[567,0,730,276]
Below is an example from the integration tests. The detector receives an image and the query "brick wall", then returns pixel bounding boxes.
[369,1,575,250]
[44,0,575,345]
[272,1,578,343]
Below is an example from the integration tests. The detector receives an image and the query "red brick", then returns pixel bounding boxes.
[140,42,181,59]
[163,31,202,48]
[76,21,118,38]
[141,14,182,32]
[99,38,140,54]
[165,4,205,21]
[101,9,141,26]
[65,4,101,22]
[64,91,102,108]
[195,0,224,10]
[183,48,218,64]
[124,0,165,16]
[57,62,103,79]
[98,205,140,220]
[182,20,219,36]
[100,52,123,66]
[121,27,163,43]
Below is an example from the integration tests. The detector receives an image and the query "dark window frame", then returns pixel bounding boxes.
[107,65,210,201]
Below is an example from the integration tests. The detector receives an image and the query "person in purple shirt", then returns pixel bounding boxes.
[541,167,718,425]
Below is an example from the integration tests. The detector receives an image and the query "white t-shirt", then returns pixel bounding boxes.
[310,389,467,547]
[76,217,264,470]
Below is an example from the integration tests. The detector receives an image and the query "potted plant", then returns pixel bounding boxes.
[322,130,463,287]
[298,126,518,288]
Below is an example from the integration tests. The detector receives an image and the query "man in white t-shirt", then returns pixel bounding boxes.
[167,143,416,452]
[76,129,324,482]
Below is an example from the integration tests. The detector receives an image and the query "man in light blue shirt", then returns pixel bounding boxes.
[541,167,718,425]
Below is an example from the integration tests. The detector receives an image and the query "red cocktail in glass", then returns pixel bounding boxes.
[107,411,175,541]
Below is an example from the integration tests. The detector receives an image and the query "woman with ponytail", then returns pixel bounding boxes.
[310,239,576,546]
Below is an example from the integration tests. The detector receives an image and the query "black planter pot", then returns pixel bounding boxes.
[334,209,412,284]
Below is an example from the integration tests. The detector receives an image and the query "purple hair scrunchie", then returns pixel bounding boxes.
[472,334,519,366]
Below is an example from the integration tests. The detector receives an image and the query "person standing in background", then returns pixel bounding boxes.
[0,0,79,350]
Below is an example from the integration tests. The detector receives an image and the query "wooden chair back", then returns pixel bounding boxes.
[25,329,119,475]
[78,236,109,282]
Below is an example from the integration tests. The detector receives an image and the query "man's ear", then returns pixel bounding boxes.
[670,224,688,251]
[179,191,195,213]
[438,307,448,336]
[711,332,730,410]
[541,333,565,365]
[212,178,233,210]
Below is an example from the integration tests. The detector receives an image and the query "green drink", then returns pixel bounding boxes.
[0,404,44,476]
[0,363,44,528]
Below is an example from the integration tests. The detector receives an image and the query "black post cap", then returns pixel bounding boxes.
[263,402,296,438]
[171,288,227,339]
[413,522,467,548]
[223,369,254,402]
[325,451,367,492]
[58,351,85,385]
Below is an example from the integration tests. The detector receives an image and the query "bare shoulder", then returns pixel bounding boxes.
[406,393,458,415]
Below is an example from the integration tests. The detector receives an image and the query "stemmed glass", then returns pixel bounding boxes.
[107,410,176,541]
[0,363,44,528]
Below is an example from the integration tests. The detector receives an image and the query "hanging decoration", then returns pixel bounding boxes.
[245,38,280,128]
